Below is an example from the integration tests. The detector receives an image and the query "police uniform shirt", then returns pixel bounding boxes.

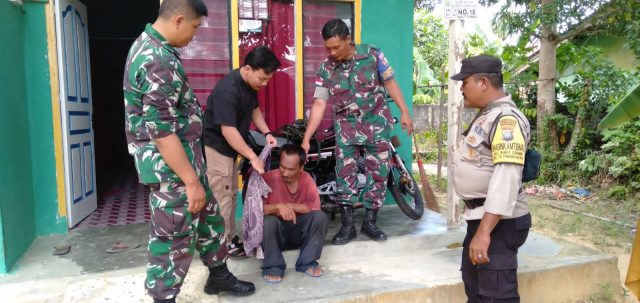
[453,95,531,220]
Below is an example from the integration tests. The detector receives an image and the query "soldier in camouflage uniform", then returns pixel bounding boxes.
[123,1,254,302]
[301,19,414,245]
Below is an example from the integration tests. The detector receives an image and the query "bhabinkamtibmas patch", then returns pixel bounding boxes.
[491,116,525,165]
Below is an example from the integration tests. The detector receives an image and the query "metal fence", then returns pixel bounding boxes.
[413,104,477,132]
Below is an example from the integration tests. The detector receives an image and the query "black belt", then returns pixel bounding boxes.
[463,198,485,209]
[463,188,524,210]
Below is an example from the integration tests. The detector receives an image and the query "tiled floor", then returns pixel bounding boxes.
[75,174,150,229]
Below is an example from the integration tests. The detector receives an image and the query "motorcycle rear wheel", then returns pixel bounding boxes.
[388,166,424,220]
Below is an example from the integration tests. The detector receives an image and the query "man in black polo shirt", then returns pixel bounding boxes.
[204,46,281,257]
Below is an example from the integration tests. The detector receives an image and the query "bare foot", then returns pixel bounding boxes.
[263,274,283,283]
[305,266,324,277]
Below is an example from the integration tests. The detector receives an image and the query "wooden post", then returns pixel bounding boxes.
[436,66,445,191]
[447,19,464,228]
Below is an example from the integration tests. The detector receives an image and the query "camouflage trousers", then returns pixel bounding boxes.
[335,140,390,209]
[146,180,228,300]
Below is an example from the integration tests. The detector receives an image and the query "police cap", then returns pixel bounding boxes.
[451,55,502,81]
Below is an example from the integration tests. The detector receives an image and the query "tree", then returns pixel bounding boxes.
[414,0,437,10]
[413,9,448,74]
[413,9,448,104]
[481,0,640,153]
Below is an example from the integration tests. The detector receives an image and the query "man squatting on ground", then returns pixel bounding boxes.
[123,0,255,301]
[260,144,328,283]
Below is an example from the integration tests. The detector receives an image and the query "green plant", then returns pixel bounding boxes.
[413,9,447,74]
[428,174,447,192]
[601,119,640,176]
[577,153,604,175]
[585,283,620,303]
[606,185,629,200]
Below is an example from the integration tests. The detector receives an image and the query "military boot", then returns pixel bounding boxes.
[204,263,255,296]
[361,208,387,241]
[333,205,356,245]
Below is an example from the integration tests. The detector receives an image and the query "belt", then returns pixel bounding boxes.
[336,108,363,117]
[462,189,523,210]
[463,198,485,209]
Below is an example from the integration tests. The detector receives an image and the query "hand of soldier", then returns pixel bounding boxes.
[469,232,491,265]
[400,113,414,135]
[265,134,278,147]
[185,182,206,213]
[301,140,310,155]
[250,155,265,174]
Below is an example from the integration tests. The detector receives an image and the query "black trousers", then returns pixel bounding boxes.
[461,213,531,303]
[261,211,328,276]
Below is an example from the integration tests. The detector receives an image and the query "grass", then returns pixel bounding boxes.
[528,196,637,252]
[582,283,620,303]
[411,171,448,193]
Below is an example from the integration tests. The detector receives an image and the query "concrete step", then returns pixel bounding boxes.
[0,207,620,303]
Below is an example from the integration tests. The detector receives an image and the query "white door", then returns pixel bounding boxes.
[54,0,97,228]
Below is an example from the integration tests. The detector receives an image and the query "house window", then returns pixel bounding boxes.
[179,0,232,107]
[302,0,354,128]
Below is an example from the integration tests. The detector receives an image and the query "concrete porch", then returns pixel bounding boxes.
[0,206,620,303]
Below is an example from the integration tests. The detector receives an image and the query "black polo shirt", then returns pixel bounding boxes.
[203,68,259,158]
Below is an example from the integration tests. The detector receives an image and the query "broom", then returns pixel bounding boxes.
[412,132,440,213]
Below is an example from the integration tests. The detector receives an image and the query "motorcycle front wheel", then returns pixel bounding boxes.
[388,165,424,220]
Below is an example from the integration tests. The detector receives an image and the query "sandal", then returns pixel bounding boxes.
[303,265,324,277]
[262,274,283,284]
[105,241,140,254]
[52,244,71,255]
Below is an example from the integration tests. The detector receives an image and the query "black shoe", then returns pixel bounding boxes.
[204,263,255,296]
[333,205,357,245]
[154,299,175,303]
[361,208,387,241]
[227,235,247,258]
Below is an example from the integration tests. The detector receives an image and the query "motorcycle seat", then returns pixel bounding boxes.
[248,130,291,149]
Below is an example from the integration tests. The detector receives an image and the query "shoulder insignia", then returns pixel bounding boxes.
[467,134,477,144]
[491,115,526,165]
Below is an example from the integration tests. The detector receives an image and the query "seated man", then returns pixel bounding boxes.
[261,144,328,283]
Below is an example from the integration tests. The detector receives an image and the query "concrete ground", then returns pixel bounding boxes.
[0,206,621,303]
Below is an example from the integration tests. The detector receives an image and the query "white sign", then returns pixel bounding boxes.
[239,19,262,33]
[444,0,478,19]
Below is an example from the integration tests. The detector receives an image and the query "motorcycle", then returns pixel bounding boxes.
[240,119,424,220]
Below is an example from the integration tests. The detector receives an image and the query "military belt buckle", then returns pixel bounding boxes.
[351,109,363,117]
[463,198,486,209]
[338,108,362,117]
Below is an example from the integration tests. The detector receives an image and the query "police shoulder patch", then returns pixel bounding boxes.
[491,115,526,165]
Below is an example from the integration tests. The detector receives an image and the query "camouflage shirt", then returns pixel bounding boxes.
[315,44,395,144]
[123,24,206,185]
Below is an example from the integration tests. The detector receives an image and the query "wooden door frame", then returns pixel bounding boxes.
[45,0,68,220]
[293,0,361,119]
